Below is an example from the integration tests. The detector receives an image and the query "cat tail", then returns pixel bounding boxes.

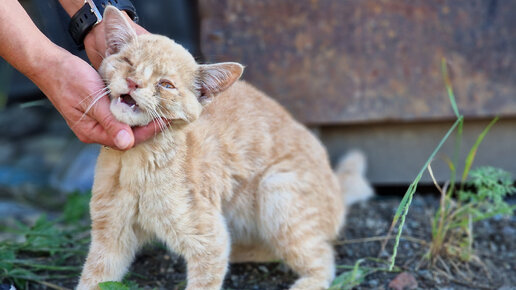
[335,150,374,205]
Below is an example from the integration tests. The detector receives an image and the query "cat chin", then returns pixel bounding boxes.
[110,98,153,126]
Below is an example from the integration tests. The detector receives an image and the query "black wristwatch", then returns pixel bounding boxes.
[68,0,138,49]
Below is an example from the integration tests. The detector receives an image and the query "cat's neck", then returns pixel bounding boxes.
[140,124,188,153]
[120,124,189,169]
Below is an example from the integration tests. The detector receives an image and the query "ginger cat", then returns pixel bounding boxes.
[78,6,373,290]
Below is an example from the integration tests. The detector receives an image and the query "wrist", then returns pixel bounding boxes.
[83,10,132,45]
[64,1,139,48]
[27,43,70,86]
[58,0,84,17]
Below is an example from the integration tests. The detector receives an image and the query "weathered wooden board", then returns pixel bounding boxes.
[198,0,516,124]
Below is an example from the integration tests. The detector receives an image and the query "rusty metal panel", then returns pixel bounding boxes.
[198,0,516,124]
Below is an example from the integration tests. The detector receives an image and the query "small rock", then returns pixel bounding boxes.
[502,225,516,237]
[378,249,391,258]
[388,272,418,290]
[277,263,290,273]
[418,270,432,280]
[258,265,268,273]
[230,275,238,283]
[366,218,377,228]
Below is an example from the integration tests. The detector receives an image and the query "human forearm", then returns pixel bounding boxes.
[1,0,159,149]
[0,0,66,83]
[57,0,84,17]
[0,0,135,150]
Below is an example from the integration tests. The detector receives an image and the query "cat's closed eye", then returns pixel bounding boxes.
[158,79,176,90]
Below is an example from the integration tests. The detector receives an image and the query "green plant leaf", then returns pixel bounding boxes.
[99,281,130,290]
[330,259,366,290]
[60,191,91,224]
[462,117,499,182]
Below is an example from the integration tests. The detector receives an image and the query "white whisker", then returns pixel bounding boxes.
[77,87,110,107]
[150,106,171,140]
[73,90,111,128]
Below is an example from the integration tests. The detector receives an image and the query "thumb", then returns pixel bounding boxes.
[93,97,135,150]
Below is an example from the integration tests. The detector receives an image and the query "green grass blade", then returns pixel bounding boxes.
[330,259,367,290]
[448,118,464,196]
[390,187,411,226]
[6,259,81,271]
[390,117,463,227]
[461,117,499,182]
[389,116,463,270]
[442,58,460,118]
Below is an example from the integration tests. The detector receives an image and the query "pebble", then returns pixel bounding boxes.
[258,265,269,273]
[277,263,290,273]
[388,272,418,290]
[419,270,432,280]
[366,218,377,228]
[502,225,516,237]
[369,279,379,287]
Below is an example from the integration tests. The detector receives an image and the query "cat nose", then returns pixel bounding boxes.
[126,78,140,91]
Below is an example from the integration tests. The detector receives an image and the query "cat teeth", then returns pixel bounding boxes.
[117,97,122,104]
[130,104,136,109]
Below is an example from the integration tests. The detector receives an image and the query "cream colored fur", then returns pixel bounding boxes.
[78,6,373,290]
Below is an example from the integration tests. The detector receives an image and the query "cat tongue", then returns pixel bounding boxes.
[120,94,137,107]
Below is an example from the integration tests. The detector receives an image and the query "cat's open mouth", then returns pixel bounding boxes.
[118,94,140,112]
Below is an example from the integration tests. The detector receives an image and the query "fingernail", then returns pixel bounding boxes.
[115,130,131,150]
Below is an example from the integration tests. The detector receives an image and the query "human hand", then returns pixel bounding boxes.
[83,11,147,69]
[35,48,164,150]
[1,0,162,149]
[80,11,168,147]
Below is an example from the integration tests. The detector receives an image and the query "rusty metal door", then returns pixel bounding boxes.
[198,0,516,125]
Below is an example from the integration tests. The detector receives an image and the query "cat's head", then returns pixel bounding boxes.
[99,6,243,127]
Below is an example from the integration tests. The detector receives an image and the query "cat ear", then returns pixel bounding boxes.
[103,6,137,55]
[198,62,244,101]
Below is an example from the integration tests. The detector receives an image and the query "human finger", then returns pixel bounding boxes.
[89,95,135,150]
[133,118,170,146]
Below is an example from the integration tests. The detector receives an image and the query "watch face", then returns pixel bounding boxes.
[69,0,139,47]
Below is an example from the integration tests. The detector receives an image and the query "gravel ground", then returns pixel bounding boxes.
[2,194,515,289]
[122,194,516,289]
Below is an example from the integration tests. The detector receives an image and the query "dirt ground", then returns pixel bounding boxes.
[84,194,516,289]
[3,193,516,290]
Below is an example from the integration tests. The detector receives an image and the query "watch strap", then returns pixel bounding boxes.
[68,0,138,49]
[68,3,99,48]
[97,0,139,23]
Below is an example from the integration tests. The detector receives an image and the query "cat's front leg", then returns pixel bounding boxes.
[77,191,143,290]
[167,212,230,290]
